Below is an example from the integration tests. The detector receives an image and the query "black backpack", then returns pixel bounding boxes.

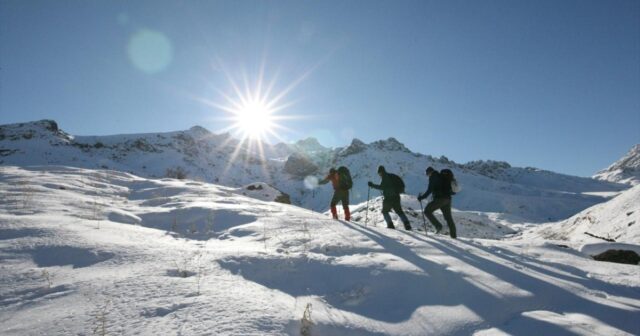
[388,173,405,194]
[440,168,460,195]
[337,166,353,190]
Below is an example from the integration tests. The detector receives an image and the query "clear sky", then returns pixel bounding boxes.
[1,0,638,177]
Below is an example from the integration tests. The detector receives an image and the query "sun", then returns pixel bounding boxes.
[233,100,275,139]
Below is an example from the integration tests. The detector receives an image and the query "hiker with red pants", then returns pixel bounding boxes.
[318,167,353,221]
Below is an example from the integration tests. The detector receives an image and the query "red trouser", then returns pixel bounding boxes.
[330,190,350,221]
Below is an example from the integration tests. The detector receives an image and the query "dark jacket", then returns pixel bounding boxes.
[421,171,452,199]
[369,172,400,199]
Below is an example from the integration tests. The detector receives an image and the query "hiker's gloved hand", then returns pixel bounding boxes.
[367,181,373,187]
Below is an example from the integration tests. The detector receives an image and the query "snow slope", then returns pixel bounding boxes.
[1,166,639,335]
[0,120,627,223]
[522,185,640,244]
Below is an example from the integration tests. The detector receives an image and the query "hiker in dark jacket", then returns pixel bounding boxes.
[318,168,350,221]
[418,167,457,238]
[368,165,411,230]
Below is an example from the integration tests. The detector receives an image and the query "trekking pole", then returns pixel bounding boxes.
[419,199,428,235]
[365,186,370,227]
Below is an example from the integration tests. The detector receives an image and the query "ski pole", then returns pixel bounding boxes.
[365,186,370,227]
[419,199,428,235]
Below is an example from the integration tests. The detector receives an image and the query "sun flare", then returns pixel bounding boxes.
[233,100,275,139]
[192,59,318,176]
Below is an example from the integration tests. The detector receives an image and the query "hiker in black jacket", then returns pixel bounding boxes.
[368,165,411,230]
[418,167,457,238]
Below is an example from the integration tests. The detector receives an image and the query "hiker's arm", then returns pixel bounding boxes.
[419,177,434,200]
[368,181,382,190]
[318,174,334,185]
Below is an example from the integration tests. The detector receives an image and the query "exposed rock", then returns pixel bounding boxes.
[0,119,72,143]
[592,249,640,265]
[274,193,291,204]
[247,184,264,191]
[594,144,640,185]
[339,138,367,156]
[284,152,318,178]
[371,137,409,152]
[294,137,327,153]
[462,160,512,179]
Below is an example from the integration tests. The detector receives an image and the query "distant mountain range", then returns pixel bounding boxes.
[0,119,632,222]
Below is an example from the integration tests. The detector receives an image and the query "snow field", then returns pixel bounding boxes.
[1,166,639,335]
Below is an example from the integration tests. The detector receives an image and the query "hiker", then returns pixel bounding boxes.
[367,165,412,230]
[418,167,457,238]
[318,167,352,221]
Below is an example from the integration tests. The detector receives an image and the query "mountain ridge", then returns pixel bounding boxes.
[0,119,628,222]
[593,144,640,186]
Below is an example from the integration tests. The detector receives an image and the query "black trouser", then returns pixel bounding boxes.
[424,197,457,238]
[382,196,411,230]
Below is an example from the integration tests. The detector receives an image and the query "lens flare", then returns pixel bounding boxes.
[127,29,173,74]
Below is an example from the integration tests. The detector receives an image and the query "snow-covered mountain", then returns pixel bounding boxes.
[0,120,627,222]
[1,166,638,335]
[523,184,640,244]
[593,144,640,186]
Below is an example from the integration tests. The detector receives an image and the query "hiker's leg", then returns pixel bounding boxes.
[341,190,351,221]
[381,199,395,228]
[424,200,443,231]
[330,192,340,219]
[392,201,411,230]
[441,198,456,238]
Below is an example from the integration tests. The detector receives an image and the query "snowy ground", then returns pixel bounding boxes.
[1,166,639,335]
[522,185,640,244]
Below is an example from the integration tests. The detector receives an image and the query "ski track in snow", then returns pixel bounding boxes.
[0,166,639,336]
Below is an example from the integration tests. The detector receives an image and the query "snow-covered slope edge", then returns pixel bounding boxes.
[522,185,640,244]
[1,166,639,335]
[594,144,640,186]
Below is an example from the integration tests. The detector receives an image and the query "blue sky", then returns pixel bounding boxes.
[1,0,638,177]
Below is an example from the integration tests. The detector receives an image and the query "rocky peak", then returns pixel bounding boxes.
[188,125,212,139]
[339,138,367,156]
[462,160,512,179]
[594,144,640,185]
[607,144,640,171]
[0,119,72,143]
[371,137,409,152]
[294,137,327,153]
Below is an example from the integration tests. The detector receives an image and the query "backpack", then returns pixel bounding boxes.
[337,166,353,190]
[388,173,405,194]
[440,168,461,194]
